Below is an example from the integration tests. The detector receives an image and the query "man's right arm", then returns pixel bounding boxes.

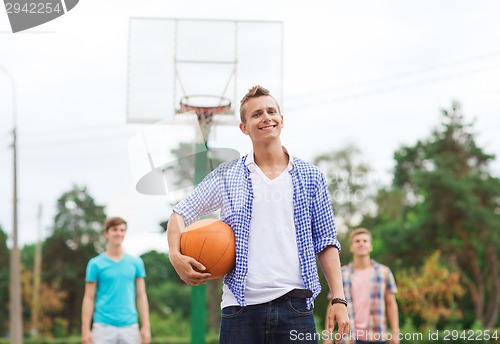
[81,282,96,344]
[318,246,349,340]
[167,212,211,285]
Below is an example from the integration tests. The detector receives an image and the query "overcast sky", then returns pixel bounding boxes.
[1,0,499,256]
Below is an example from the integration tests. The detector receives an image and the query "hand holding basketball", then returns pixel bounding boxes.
[169,250,211,286]
[180,218,236,279]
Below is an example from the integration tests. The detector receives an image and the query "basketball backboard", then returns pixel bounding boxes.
[126,18,283,125]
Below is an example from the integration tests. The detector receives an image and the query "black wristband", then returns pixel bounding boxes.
[331,297,348,307]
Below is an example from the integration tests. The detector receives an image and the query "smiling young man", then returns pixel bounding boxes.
[325,228,399,344]
[82,217,151,344]
[167,85,349,343]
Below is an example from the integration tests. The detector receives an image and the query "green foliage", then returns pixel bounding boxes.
[314,144,374,229]
[0,338,82,344]
[51,184,106,252]
[4,103,498,339]
[149,311,190,338]
[0,330,499,344]
[21,243,35,271]
[313,145,380,328]
[163,142,228,206]
[52,317,68,338]
[167,142,197,191]
[0,225,9,336]
[21,263,68,337]
[316,262,332,333]
[41,185,106,334]
[141,251,183,287]
[141,250,191,320]
[147,280,191,320]
[376,101,500,327]
[0,338,203,344]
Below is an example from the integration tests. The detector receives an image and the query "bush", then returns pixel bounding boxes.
[0,338,81,344]
[1,330,497,344]
[319,329,500,344]
[0,337,218,344]
[150,311,190,338]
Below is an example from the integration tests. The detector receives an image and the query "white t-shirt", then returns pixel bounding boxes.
[221,151,304,308]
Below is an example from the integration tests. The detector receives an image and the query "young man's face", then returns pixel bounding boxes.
[104,223,127,245]
[239,95,284,143]
[349,233,373,257]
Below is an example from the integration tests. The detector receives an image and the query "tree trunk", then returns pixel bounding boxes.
[457,242,500,328]
[484,246,500,328]
[455,223,486,322]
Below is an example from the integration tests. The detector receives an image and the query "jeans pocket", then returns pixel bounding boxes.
[286,298,314,316]
[221,305,245,318]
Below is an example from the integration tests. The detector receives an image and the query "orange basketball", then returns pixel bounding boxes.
[180,218,236,279]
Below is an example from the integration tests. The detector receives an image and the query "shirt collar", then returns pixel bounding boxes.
[245,146,294,172]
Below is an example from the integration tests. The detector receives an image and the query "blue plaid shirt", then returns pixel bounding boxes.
[173,153,340,309]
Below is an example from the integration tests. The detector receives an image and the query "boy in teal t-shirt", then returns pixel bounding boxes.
[82,217,151,344]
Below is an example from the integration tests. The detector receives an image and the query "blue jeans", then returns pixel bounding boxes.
[220,297,317,344]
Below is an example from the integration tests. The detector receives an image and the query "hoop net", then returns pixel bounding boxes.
[179,95,232,143]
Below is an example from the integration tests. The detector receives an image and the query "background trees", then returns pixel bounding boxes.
[396,251,465,329]
[314,144,375,232]
[314,102,499,331]
[389,102,500,327]
[1,101,498,339]
[0,226,9,336]
[140,250,192,338]
[21,245,68,337]
[41,185,106,334]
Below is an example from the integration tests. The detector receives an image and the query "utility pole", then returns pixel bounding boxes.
[30,204,43,337]
[191,140,209,344]
[10,126,23,344]
[2,65,23,344]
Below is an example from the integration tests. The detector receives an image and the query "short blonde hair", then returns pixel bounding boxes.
[349,228,372,244]
[239,85,281,123]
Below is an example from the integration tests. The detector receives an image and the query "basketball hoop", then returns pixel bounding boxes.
[179,95,232,143]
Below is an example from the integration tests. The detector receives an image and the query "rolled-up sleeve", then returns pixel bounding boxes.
[173,169,222,226]
[311,172,341,254]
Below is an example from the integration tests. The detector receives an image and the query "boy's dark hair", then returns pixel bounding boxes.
[104,216,127,232]
[239,85,281,123]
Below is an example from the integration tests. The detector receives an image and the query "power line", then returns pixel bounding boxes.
[285,62,500,110]
[18,123,131,136]
[286,50,500,103]
[18,131,135,149]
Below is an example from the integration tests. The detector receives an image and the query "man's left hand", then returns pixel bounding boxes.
[389,332,400,344]
[327,303,349,343]
[141,327,151,344]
